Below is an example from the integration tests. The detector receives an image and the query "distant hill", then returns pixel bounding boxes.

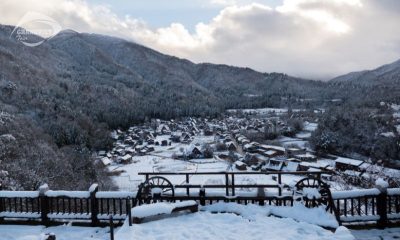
[329,59,400,105]
[0,24,329,127]
[331,59,400,86]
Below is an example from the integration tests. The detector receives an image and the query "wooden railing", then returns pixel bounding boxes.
[0,171,399,228]
[139,171,327,197]
[0,184,135,226]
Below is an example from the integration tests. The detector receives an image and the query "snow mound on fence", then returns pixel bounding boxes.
[131,201,197,218]
[269,203,339,228]
[131,203,174,218]
[202,202,270,221]
[202,202,338,228]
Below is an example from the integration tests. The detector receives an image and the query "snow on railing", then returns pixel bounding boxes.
[331,188,380,199]
[47,213,91,219]
[339,215,380,222]
[332,186,400,200]
[96,191,136,199]
[388,188,400,196]
[0,191,39,198]
[45,190,90,198]
[0,212,41,218]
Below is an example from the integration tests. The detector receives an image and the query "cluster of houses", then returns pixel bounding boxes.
[97,115,399,188]
[334,157,400,187]
[97,118,229,165]
[229,131,322,172]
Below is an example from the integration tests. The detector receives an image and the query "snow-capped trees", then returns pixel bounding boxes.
[0,114,113,190]
[311,106,400,162]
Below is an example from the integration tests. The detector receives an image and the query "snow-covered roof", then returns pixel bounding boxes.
[295,153,316,158]
[185,144,201,153]
[121,154,132,160]
[264,150,277,156]
[243,143,255,149]
[307,167,321,172]
[343,170,362,176]
[101,157,112,166]
[234,161,245,166]
[335,157,364,166]
[286,162,299,171]
[259,144,285,152]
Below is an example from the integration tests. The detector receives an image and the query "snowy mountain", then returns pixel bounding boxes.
[331,59,400,86]
[328,58,400,105]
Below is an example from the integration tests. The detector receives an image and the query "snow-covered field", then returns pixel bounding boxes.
[110,154,231,192]
[0,224,109,240]
[109,151,316,196]
[351,227,400,240]
[227,108,303,115]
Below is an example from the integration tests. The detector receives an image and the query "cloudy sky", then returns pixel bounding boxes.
[1,0,400,79]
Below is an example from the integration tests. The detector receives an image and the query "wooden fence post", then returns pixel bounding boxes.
[231,173,235,197]
[39,184,49,226]
[225,173,229,197]
[0,184,3,223]
[127,197,132,226]
[376,181,388,229]
[257,187,265,206]
[199,187,206,206]
[278,173,282,196]
[89,184,99,226]
[186,173,190,196]
[109,215,114,240]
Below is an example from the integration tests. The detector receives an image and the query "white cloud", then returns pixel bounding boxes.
[209,0,237,6]
[0,0,399,79]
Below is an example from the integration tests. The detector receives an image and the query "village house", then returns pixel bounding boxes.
[286,148,306,158]
[260,150,280,158]
[100,157,112,166]
[226,141,237,151]
[156,124,171,135]
[258,144,285,156]
[242,153,260,166]
[235,161,247,171]
[185,145,203,159]
[243,143,258,153]
[263,159,284,171]
[294,152,317,162]
[335,157,364,171]
[119,154,132,164]
[284,160,300,172]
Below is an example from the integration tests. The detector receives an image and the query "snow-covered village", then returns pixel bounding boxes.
[2,0,400,239]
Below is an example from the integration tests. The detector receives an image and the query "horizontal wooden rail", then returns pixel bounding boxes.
[173,184,281,188]
[138,171,331,176]
[1,179,399,228]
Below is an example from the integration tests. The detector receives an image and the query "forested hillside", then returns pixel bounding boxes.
[310,60,400,165]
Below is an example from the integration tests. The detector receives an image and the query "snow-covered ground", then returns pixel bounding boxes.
[0,224,109,240]
[227,108,304,115]
[116,203,353,240]
[351,228,400,240]
[279,136,309,148]
[109,154,230,192]
[1,203,399,239]
[109,150,314,196]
